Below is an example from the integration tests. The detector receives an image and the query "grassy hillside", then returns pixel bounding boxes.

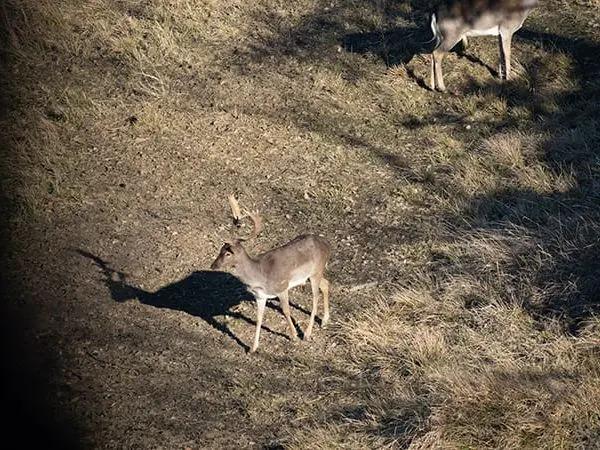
[1,0,599,448]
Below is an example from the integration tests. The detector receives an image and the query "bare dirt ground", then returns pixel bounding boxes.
[1,0,600,448]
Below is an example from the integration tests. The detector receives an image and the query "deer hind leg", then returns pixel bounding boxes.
[305,275,323,340]
[251,296,267,353]
[431,34,462,92]
[430,50,445,92]
[498,30,513,80]
[279,290,298,343]
[320,277,330,327]
[430,52,436,91]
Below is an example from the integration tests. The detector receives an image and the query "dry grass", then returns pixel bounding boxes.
[337,285,600,449]
[2,0,600,448]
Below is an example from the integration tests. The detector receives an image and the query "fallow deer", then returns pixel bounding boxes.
[429,0,538,91]
[210,196,331,353]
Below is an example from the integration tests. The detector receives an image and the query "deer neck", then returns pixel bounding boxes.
[232,247,266,289]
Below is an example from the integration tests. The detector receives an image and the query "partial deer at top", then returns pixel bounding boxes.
[429,0,538,92]
[210,195,331,353]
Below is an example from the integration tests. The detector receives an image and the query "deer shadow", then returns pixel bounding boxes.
[75,250,302,352]
[341,22,497,90]
[342,25,431,88]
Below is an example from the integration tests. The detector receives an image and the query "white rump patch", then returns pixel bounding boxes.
[465,26,500,37]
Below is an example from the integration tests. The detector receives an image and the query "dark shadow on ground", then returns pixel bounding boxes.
[234,0,440,85]
[75,249,300,352]
[341,25,431,66]
[0,301,84,449]
[341,24,433,89]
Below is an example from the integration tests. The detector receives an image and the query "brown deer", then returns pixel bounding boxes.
[429,0,538,92]
[210,196,331,353]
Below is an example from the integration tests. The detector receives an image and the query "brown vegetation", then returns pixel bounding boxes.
[1,0,599,448]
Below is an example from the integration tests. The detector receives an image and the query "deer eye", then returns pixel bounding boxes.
[224,250,232,257]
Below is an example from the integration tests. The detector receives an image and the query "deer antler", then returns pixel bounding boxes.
[228,194,243,224]
[227,195,262,241]
[241,208,262,241]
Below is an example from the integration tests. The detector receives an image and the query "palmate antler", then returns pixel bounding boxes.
[241,208,262,241]
[227,194,262,242]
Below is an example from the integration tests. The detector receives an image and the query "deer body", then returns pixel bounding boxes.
[211,203,331,353]
[430,0,537,91]
[225,234,330,296]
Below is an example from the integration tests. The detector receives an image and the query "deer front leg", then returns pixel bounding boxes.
[251,296,267,353]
